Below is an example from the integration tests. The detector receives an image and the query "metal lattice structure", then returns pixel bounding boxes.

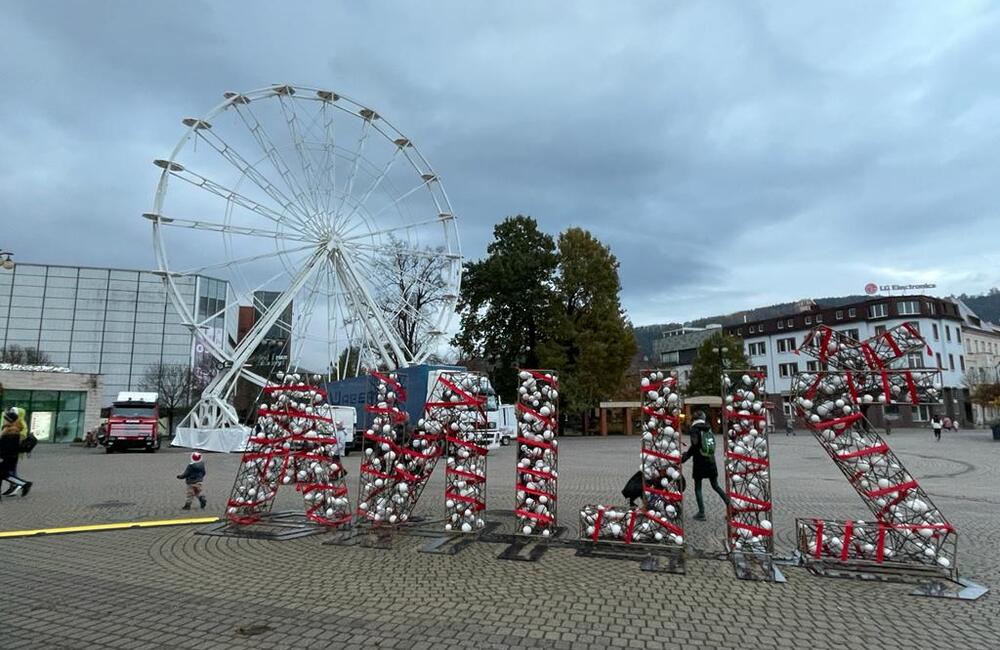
[580,370,684,546]
[722,370,777,580]
[791,324,956,574]
[149,84,462,437]
[514,370,560,537]
[225,374,350,526]
[441,372,489,533]
[356,371,410,525]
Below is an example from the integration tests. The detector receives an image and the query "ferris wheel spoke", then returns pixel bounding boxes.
[341,214,453,244]
[231,102,321,225]
[350,241,455,262]
[334,252,409,368]
[333,145,403,232]
[316,101,338,217]
[276,95,325,217]
[161,164,311,232]
[333,114,374,228]
[193,129,313,226]
[151,214,314,243]
[171,242,317,276]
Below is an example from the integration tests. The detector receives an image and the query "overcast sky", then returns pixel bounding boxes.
[3,1,999,327]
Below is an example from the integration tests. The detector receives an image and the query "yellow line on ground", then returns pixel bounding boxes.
[0,516,219,539]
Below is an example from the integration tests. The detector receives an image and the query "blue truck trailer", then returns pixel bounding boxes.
[325,364,461,445]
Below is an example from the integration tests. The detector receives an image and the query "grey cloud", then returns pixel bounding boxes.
[2,0,999,335]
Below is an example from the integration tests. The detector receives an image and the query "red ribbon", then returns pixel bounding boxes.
[591,508,605,541]
[841,521,854,561]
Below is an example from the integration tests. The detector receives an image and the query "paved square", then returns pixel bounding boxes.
[1,429,998,649]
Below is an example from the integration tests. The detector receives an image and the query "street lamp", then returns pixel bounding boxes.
[712,345,729,370]
[0,250,13,270]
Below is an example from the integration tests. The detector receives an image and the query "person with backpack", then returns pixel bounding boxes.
[681,410,728,521]
[1,407,34,498]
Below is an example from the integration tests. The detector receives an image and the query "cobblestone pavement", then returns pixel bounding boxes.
[1,429,998,649]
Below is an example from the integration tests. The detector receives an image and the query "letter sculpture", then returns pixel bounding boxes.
[722,370,778,581]
[791,324,956,575]
[580,369,685,547]
[439,371,489,532]
[225,373,351,526]
[356,371,414,525]
[514,369,559,537]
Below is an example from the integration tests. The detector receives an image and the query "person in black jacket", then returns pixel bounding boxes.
[681,410,728,521]
[1,407,32,499]
[177,452,207,510]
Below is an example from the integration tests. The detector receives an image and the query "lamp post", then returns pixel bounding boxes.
[0,249,13,270]
[712,345,729,371]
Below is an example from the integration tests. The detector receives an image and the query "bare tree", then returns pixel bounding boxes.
[139,363,208,434]
[371,237,451,367]
[0,345,52,365]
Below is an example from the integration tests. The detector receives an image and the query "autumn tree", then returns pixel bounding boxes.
[372,236,453,368]
[538,228,636,417]
[687,332,750,396]
[0,345,52,365]
[454,216,559,401]
[139,363,208,434]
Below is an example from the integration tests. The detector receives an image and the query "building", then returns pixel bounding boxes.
[722,295,970,428]
[0,364,103,442]
[651,324,722,388]
[237,290,293,373]
[0,262,235,416]
[957,300,1000,426]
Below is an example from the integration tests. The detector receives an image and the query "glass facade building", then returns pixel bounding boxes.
[0,263,234,406]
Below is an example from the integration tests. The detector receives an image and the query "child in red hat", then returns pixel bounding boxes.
[177,451,207,510]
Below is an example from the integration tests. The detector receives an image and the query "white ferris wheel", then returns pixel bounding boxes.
[147,84,461,433]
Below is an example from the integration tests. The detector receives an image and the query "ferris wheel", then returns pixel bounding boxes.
[148,84,462,433]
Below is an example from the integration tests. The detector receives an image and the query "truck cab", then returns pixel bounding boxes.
[105,392,160,453]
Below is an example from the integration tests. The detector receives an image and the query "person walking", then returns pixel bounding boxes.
[1,407,33,498]
[681,410,728,520]
[931,414,943,441]
[177,451,207,510]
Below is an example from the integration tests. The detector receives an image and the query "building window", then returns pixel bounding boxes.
[945,326,951,342]
[749,325,756,334]
[957,329,962,344]
[848,308,857,318]
[868,303,888,319]
[778,362,799,378]
[805,316,812,325]
[875,325,887,336]
[777,320,784,330]
[737,328,742,336]
[748,342,766,356]
[782,397,794,417]
[816,314,823,323]
[835,310,843,320]
[754,365,768,375]
[960,355,966,372]
[914,405,932,422]
[777,337,796,353]
[660,351,680,364]
[948,354,955,371]
[936,352,943,368]
[927,302,936,315]
[932,323,939,340]
[806,360,828,372]
[897,300,920,316]
[786,318,794,328]
[842,328,860,341]
[906,352,924,369]
[0,389,88,443]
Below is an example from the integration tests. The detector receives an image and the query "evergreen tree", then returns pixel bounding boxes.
[687,332,750,396]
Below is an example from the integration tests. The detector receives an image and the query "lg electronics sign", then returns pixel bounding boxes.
[865,282,936,295]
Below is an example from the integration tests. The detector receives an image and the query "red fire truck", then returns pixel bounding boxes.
[105,392,160,453]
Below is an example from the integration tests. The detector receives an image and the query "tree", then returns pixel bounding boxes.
[139,363,208,434]
[372,236,453,369]
[687,332,750,396]
[454,216,559,401]
[0,345,52,365]
[538,228,636,418]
